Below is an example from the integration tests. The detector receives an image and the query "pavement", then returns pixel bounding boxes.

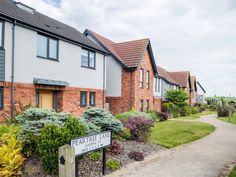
[107,114,236,177]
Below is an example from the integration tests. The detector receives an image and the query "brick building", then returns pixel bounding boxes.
[84,30,159,114]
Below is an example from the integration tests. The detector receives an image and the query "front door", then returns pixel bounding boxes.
[38,90,54,109]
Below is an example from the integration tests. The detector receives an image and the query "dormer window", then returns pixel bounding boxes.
[15,2,35,14]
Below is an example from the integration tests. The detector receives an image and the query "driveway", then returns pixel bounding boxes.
[107,114,236,177]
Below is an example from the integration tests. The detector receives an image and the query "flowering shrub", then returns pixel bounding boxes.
[156,112,168,121]
[108,140,123,155]
[125,117,154,142]
[128,151,144,161]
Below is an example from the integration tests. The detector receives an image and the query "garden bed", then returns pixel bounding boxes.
[22,141,164,177]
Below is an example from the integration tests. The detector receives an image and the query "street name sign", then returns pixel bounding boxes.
[71,131,112,157]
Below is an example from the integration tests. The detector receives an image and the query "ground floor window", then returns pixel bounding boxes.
[0,87,3,109]
[36,90,57,110]
[140,99,144,112]
[89,92,96,106]
[146,99,149,111]
[80,91,87,107]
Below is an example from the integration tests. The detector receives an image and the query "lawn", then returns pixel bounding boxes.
[149,120,215,148]
[229,165,236,177]
[179,110,216,120]
[218,114,236,125]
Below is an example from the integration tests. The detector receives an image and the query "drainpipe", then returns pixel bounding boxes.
[129,71,132,109]
[102,55,106,108]
[11,20,16,118]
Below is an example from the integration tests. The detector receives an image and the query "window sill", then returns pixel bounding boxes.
[80,105,87,107]
[37,56,59,62]
[81,65,96,70]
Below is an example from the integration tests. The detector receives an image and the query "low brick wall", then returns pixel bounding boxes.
[0,81,104,123]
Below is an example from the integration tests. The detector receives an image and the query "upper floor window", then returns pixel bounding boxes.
[0,87,3,109]
[0,21,4,48]
[140,69,144,88]
[80,91,87,107]
[146,71,150,89]
[81,49,96,69]
[158,78,161,92]
[155,78,158,92]
[89,92,96,106]
[37,34,59,61]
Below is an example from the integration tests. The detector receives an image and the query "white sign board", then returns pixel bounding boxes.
[71,131,112,156]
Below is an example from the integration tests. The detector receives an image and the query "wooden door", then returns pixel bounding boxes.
[38,90,53,109]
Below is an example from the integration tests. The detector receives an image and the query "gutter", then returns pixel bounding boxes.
[11,20,16,118]
[102,55,106,108]
[130,72,133,109]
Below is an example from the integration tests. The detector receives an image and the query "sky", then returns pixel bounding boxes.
[18,0,236,97]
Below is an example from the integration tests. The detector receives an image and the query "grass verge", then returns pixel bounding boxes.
[149,120,215,148]
[218,114,236,125]
[179,110,216,120]
[229,165,236,177]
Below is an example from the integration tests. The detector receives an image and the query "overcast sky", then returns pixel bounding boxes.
[18,0,236,97]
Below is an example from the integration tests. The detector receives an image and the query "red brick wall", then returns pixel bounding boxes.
[0,81,104,123]
[106,69,135,115]
[133,50,154,112]
[106,49,155,114]
[153,98,162,112]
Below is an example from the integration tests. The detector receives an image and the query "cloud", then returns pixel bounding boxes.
[18,0,236,96]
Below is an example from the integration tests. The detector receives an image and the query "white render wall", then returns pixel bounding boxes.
[4,22,105,89]
[106,56,122,96]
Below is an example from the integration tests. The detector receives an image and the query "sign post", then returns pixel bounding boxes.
[71,131,112,176]
[59,144,75,177]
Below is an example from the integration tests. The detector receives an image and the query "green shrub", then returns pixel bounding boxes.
[169,104,180,118]
[192,107,200,114]
[88,151,101,161]
[112,127,132,141]
[180,106,192,116]
[165,89,189,108]
[0,126,25,177]
[37,117,87,175]
[106,159,121,170]
[217,104,234,117]
[82,107,123,133]
[146,110,159,121]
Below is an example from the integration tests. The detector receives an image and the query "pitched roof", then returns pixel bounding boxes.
[84,29,158,73]
[0,0,106,53]
[190,76,197,91]
[169,71,191,88]
[157,66,178,85]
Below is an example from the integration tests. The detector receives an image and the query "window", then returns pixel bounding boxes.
[155,78,158,92]
[0,21,4,48]
[158,78,160,92]
[37,34,58,60]
[140,99,143,112]
[89,92,96,106]
[81,49,96,69]
[146,100,149,111]
[0,87,3,109]
[146,71,150,89]
[140,69,144,88]
[80,91,87,107]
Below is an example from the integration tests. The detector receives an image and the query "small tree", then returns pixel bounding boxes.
[165,89,189,108]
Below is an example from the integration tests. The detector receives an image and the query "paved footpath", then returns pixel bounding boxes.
[107,115,236,177]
